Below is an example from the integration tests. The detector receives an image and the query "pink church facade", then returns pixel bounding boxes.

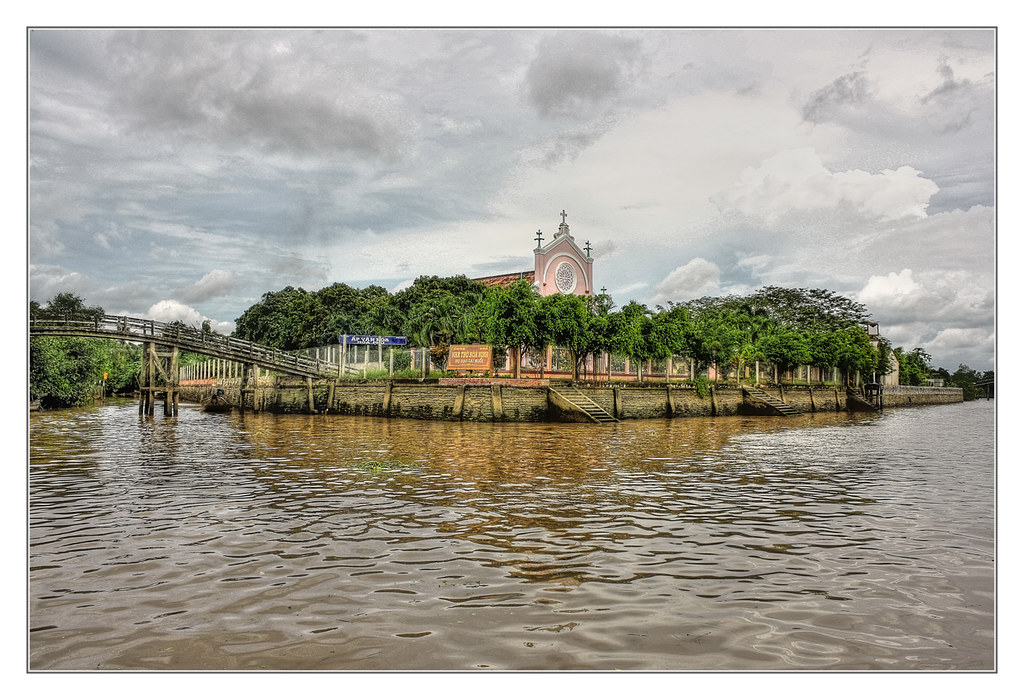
[473,210,596,298]
[532,210,594,297]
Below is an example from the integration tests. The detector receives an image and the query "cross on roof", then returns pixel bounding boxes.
[535,229,544,246]
[560,209,568,225]
[584,240,592,256]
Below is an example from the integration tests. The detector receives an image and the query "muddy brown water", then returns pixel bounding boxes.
[29,399,994,670]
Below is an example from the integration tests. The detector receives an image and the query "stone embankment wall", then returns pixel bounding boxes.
[879,385,963,407]
[178,378,963,421]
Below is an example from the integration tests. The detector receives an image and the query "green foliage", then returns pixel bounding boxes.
[29,336,141,408]
[233,282,410,350]
[30,337,102,407]
[100,341,142,394]
[482,280,540,377]
[227,278,977,391]
[828,326,879,379]
[30,337,141,407]
[943,363,993,400]
[29,293,141,408]
[607,301,648,367]
[895,347,933,386]
[32,292,104,321]
[685,305,746,380]
[756,326,812,374]
[745,286,871,332]
[693,375,710,399]
[391,348,412,372]
[538,293,595,380]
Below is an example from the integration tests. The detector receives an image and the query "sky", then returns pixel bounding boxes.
[27,27,996,371]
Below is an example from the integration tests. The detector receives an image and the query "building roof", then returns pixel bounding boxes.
[472,270,536,288]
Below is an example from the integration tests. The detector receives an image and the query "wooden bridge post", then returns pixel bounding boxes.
[146,342,157,416]
[165,346,179,416]
[238,363,248,414]
[251,363,260,412]
[138,342,150,415]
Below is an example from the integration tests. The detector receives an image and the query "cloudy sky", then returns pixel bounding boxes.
[28,27,995,370]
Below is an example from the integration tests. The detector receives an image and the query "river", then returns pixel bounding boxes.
[28,398,995,671]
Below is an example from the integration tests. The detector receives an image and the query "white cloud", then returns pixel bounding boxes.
[652,258,721,303]
[147,299,207,326]
[178,269,239,303]
[855,268,994,369]
[143,299,236,334]
[925,327,996,370]
[858,268,923,306]
[712,148,939,225]
[145,299,235,334]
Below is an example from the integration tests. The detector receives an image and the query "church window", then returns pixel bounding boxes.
[555,261,577,293]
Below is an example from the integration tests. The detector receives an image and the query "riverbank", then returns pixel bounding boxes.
[177,378,963,421]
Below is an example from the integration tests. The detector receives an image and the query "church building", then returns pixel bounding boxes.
[474,210,595,297]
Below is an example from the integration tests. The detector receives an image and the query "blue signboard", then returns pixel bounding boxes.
[340,334,407,346]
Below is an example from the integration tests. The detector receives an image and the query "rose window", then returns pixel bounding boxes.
[555,262,577,293]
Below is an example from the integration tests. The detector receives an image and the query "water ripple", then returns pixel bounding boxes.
[29,400,994,670]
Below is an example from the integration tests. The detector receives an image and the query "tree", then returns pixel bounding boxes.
[643,307,691,382]
[830,326,879,383]
[685,304,746,383]
[404,291,476,370]
[895,347,933,386]
[98,341,142,395]
[586,294,619,380]
[538,293,594,380]
[947,363,991,400]
[757,326,812,380]
[28,336,141,408]
[29,294,139,408]
[872,337,896,381]
[483,280,539,378]
[32,292,104,322]
[747,286,870,332]
[233,286,310,349]
[607,301,650,380]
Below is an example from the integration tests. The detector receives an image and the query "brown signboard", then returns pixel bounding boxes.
[447,344,494,372]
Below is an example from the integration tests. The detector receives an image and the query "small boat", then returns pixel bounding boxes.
[202,392,233,413]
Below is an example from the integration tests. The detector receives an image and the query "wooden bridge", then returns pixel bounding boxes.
[30,314,340,416]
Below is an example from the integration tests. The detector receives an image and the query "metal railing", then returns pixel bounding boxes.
[29,315,341,378]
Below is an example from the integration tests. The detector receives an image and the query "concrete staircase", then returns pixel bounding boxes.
[743,387,803,417]
[549,386,619,424]
[846,387,881,411]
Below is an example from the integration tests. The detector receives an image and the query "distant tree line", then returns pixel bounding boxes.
[28,282,994,408]
[888,345,993,399]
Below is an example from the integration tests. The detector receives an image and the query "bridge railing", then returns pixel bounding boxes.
[29,315,340,377]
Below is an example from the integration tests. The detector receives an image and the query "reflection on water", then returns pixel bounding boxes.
[29,400,994,670]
